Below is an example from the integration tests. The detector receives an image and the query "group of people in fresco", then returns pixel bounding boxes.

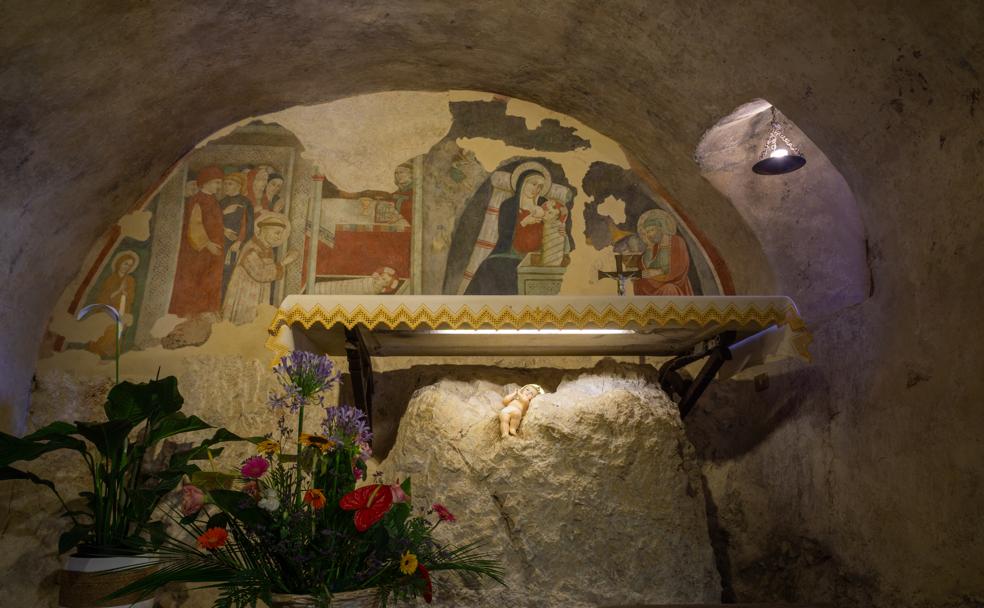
[170,163,297,325]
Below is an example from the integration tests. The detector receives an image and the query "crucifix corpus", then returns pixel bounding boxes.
[597,253,642,295]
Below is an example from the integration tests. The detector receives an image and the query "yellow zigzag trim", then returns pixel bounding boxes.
[268,301,798,334]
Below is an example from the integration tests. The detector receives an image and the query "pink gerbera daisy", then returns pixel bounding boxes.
[241,455,270,479]
[432,503,456,522]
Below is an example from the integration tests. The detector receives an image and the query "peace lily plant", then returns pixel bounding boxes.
[114,351,503,607]
[0,374,248,557]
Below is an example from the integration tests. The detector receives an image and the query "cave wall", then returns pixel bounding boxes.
[1,2,983,607]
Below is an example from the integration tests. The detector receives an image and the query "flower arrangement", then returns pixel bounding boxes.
[116,352,502,607]
[0,376,247,556]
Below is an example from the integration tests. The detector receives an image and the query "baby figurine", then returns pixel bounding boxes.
[499,384,545,439]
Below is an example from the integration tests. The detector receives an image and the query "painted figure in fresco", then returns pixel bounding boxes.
[220,172,255,294]
[499,384,544,439]
[310,161,415,287]
[86,251,138,358]
[630,209,693,296]
[263,173,286,213]
[245,167,270,214]
[223,213,299,325]
[536,199,570,267]
[390,161,414,224]
[169,165,226,317]
[310,266,400,295]
[464,164,550,294]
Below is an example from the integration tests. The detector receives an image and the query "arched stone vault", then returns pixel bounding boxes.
[1,1,982,606]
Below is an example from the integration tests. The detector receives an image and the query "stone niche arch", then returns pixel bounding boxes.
[39,91,765,374]
[695,99,869,321]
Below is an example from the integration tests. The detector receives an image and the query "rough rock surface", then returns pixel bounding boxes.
[379,363,720,607]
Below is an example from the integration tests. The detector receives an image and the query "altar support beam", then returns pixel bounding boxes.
[344,325,374,430]
[658,331,735,418]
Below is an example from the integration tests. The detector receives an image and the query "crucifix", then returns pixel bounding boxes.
[597,253,642,295]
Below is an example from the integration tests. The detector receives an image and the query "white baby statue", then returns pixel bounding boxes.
[499,383,545,439]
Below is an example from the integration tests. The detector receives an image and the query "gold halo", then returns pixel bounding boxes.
[636,209,677,240]
[111,250,139,273]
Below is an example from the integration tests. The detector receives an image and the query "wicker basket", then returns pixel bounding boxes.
[269,588,379,608]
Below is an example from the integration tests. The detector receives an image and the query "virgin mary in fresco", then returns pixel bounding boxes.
[461,162,553,295]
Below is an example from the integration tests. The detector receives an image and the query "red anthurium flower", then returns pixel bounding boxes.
[339,484,393,532]
[417,563,433,603]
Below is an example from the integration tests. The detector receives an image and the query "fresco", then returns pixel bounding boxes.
[42,91,731,363]
[446,158,575,296]
[581,161,724,296]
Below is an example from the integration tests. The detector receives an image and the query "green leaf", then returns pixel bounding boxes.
[147,413,212,446]
[59,524,93,554]
[75,420,134,457]
[189,471,238,490]
[0,466,57,491]
[208,490,270,528]
[144,521,167,550]
[206,512,230,530]
[401,477,411,497]
[104,376,184,424]
[0,431,87,466]
[23,421,78,441]
[168,429,252,469]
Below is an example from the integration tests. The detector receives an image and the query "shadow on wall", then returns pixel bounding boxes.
[684,361,831,463]
[696,99,869,321]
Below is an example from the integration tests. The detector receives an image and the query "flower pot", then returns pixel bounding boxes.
[57,555,157,608]
[270,588,378,608]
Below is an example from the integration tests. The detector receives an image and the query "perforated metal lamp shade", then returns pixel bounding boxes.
[752,154,807,175]
[753,107,806,175]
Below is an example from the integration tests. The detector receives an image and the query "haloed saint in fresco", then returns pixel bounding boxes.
[223,213,299,325]
[85,251,139,358]
[458,161,573,295]
[622,209,693,296]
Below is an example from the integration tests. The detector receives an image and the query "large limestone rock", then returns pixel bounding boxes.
[380,363,721,607]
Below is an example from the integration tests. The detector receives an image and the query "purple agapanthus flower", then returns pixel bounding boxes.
[321,404,372,447]
[268,352,340,412]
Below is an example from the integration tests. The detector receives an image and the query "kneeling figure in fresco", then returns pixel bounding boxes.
[499,384,545,439]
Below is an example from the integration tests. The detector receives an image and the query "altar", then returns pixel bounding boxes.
[266,294,810,421]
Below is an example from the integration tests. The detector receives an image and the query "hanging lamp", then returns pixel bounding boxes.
[752,107,806,175]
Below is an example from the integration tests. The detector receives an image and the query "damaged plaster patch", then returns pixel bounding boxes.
[446,97,591,152]
[596,195,627,224]
[118,209,152,242]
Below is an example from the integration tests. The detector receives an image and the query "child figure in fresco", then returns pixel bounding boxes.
[537,199,568,267]
[499,384,545,439]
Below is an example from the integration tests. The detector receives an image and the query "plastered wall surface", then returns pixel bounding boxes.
[1,2,983,607]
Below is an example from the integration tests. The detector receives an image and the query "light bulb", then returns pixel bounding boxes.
[770,148,789,158]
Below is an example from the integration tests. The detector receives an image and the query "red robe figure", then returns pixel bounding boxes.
[631,209,694,296]
[169,165,227,316]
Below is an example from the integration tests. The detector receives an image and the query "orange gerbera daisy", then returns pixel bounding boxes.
[303,488,327,510]
[197,527,228,550]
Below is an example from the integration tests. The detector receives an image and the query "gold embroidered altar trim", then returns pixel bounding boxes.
[265,295,809,366]
[269,301,800,332]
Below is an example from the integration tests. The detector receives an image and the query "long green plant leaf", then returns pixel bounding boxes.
[74,420,134,458]
[104,376,184,424]
[0,431,87,466]
[147,413,212,446]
